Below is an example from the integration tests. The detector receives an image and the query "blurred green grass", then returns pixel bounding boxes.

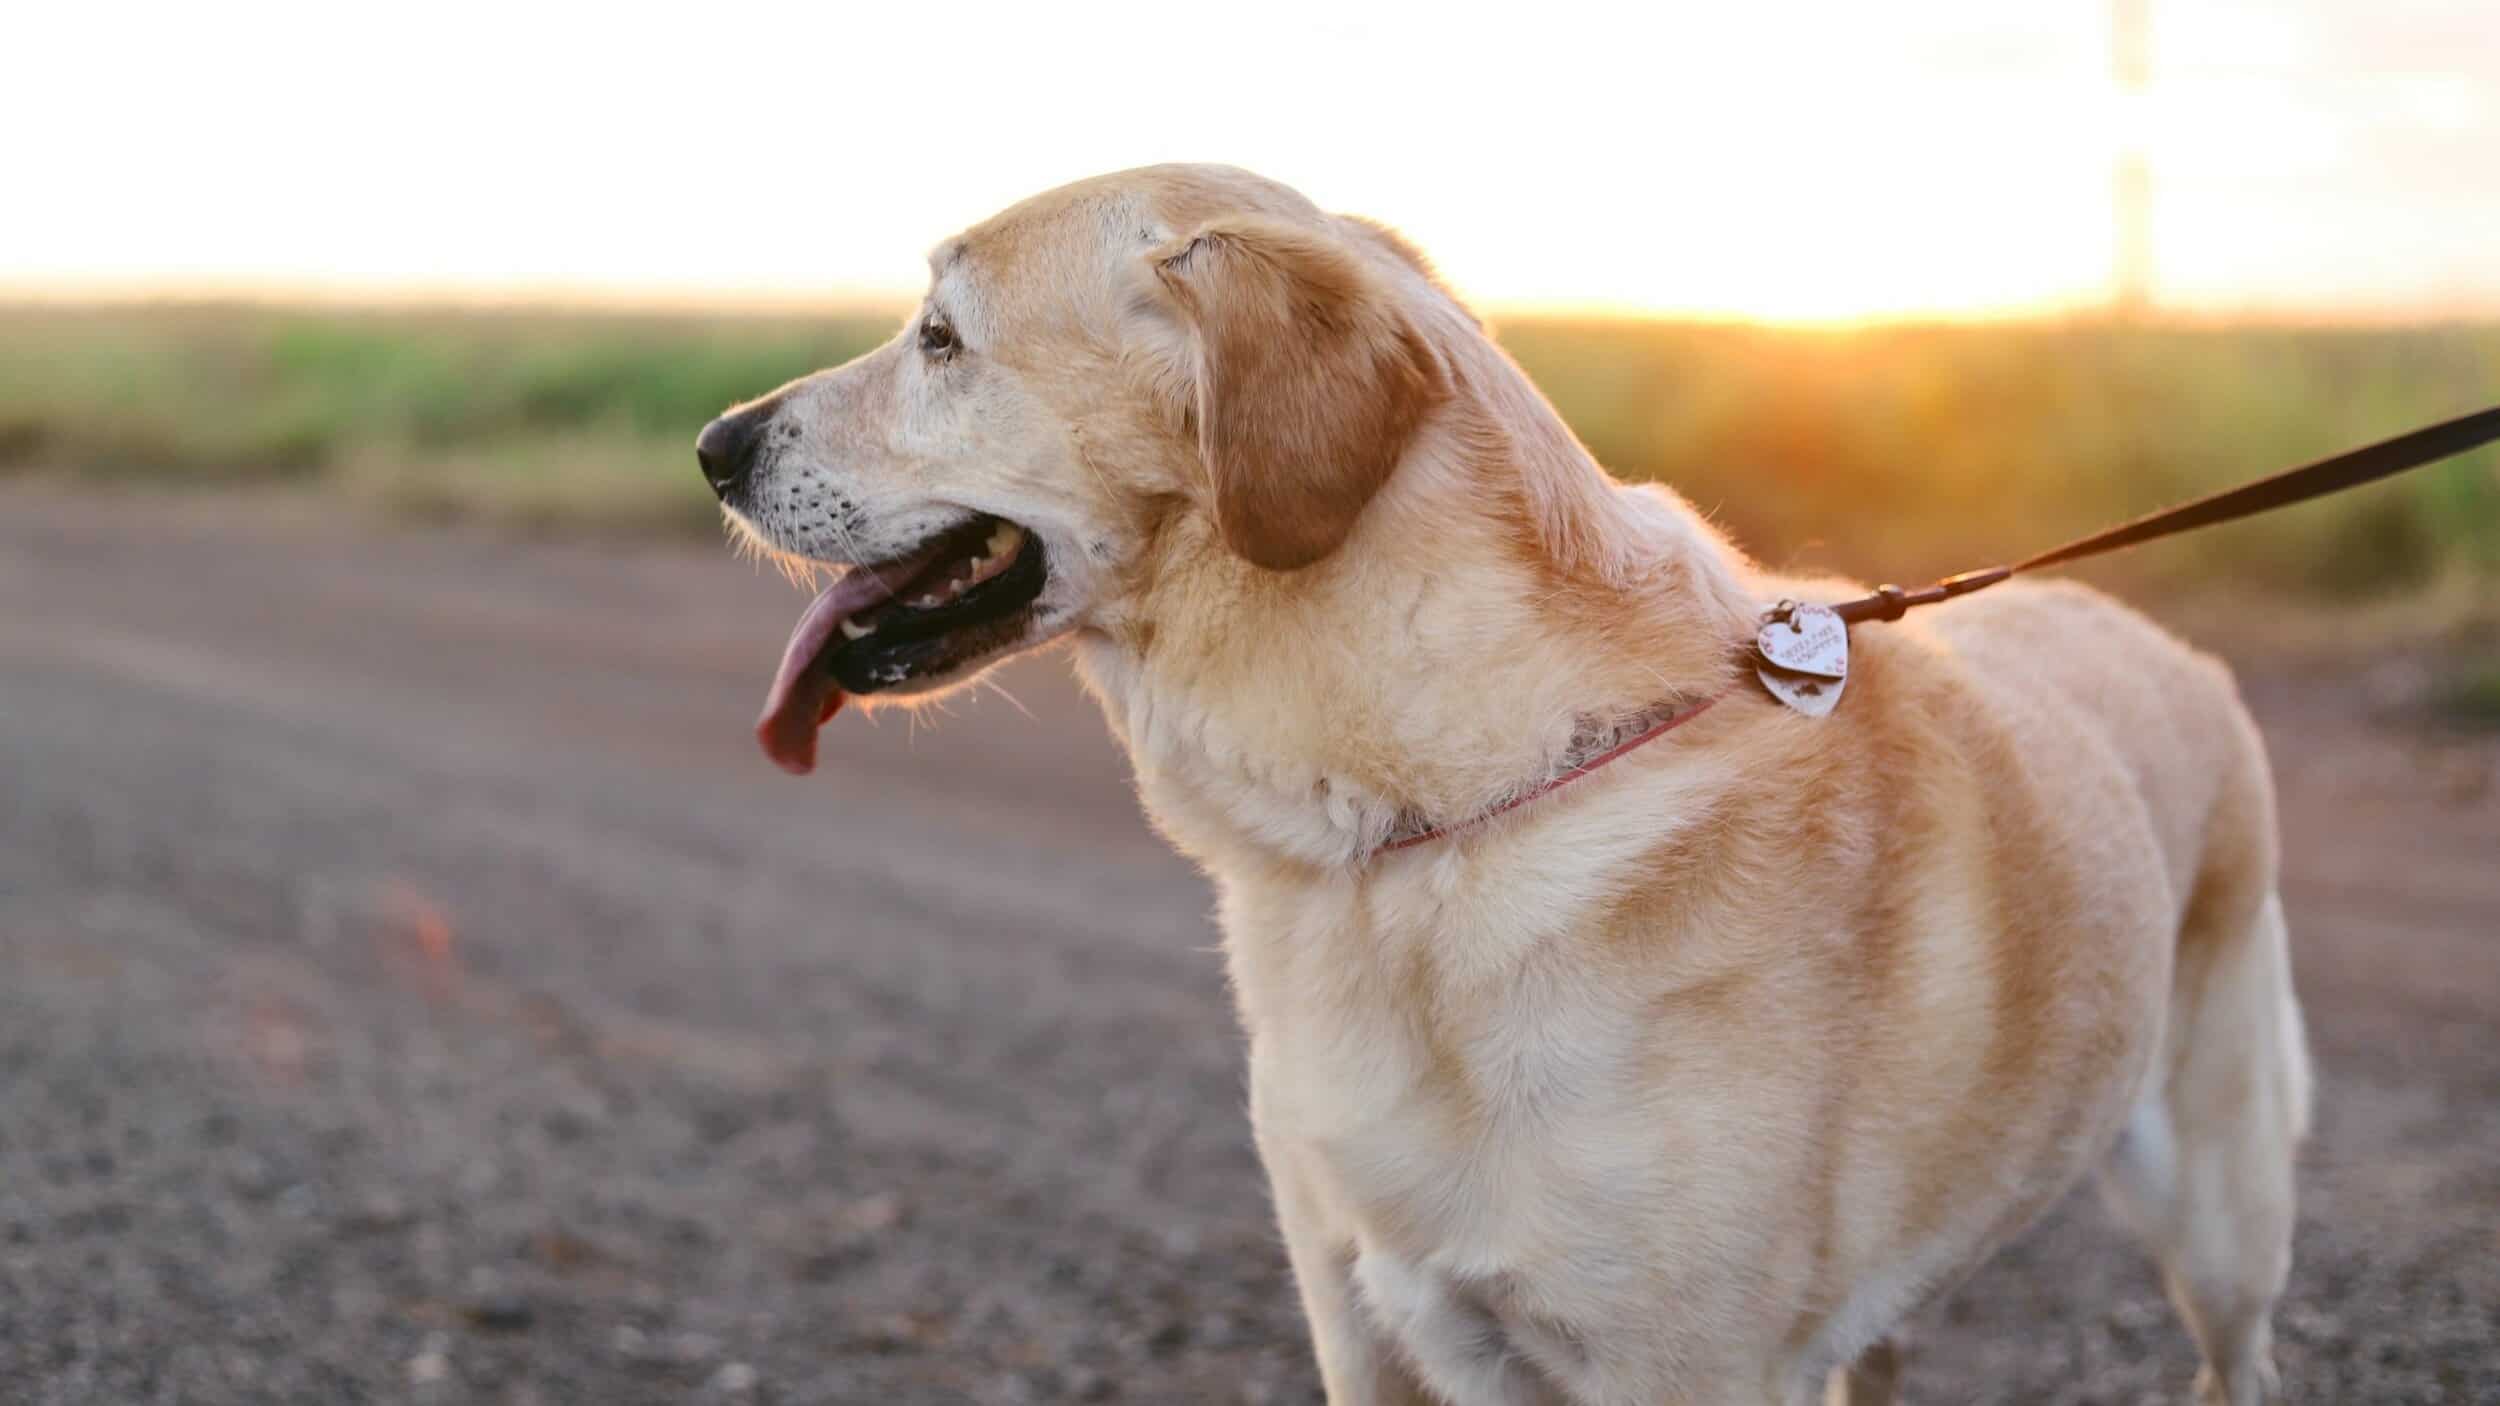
[0,304,895,535]
[2430,655,2500,730]
[4,302,2496,595]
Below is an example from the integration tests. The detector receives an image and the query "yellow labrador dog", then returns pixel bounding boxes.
[700,165,2310,1406]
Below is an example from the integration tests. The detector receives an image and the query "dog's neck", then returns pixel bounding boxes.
[1074,366,1761,871]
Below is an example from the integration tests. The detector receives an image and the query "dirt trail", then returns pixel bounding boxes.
[2,486,2493,1404]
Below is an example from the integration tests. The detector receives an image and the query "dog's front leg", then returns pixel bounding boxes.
[1266,1148,1438,1405]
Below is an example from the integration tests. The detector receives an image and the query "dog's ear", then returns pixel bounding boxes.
[1148,218,1445,571]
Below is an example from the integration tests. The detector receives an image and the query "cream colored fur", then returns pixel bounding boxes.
[716,165,2311,1406]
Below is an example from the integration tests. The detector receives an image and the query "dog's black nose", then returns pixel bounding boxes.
[696,408,767,499]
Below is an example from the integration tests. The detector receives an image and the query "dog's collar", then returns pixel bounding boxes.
[1373,691,1727,856]
[1371,602,1825,857]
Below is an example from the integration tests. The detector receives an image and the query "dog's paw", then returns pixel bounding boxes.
[2192,1357,2281,1406]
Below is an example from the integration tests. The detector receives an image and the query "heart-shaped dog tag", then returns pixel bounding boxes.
[1756,663,1844,718]
[1757,603,1849,679]
[1756,602,1850,718]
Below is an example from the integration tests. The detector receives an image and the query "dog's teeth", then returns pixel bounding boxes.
[839,618,874,641]
[956,523,1024,586]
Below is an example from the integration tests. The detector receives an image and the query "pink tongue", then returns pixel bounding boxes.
[755,545,949,774]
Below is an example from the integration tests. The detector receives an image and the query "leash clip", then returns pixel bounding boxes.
[1866,584,1911,622]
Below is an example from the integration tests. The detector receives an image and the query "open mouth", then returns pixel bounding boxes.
[756,513,1048,774]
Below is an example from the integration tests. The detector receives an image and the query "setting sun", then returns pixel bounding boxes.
[8,1,2495,320]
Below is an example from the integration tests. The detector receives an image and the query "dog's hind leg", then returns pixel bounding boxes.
[2099,889,2310,1406]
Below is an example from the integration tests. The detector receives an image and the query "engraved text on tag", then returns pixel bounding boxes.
[1756,602,1850,717]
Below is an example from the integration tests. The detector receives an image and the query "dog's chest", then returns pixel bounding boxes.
[1231,874,1665,1262]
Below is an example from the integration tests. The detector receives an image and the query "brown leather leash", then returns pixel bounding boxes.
[1803,404,2500,628]
[1751,404,2500,716]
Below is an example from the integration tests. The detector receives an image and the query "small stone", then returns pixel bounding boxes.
[227,1154,279,1202]
[408,1331,453,1386]
[2107,1297,2162,1332]
[542,1107,595,1143]
[840,1192,906,1235]
[531,1227,606,1272]
[665,1330,722,1365]
[338,1191,416,1235]
[709,1361,760,1395]
[458,1289,534,1333]
[855,1312,943,1354]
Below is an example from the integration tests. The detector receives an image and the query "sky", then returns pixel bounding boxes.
[7,0,2496,321]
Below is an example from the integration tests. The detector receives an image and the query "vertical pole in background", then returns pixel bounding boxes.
[2112,0,2154,317]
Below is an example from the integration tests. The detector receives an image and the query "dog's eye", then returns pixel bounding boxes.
[918,317,959,359]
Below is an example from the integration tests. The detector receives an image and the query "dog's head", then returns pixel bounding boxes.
[705,165,1458,773]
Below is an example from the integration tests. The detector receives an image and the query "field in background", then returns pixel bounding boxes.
[5,303,2498,600]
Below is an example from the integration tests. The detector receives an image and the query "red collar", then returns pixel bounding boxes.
[1373,690,1727,856]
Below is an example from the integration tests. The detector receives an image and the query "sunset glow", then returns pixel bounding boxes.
[9,1,2496,320]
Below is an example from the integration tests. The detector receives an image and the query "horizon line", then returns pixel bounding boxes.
[6,275,2498,331]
